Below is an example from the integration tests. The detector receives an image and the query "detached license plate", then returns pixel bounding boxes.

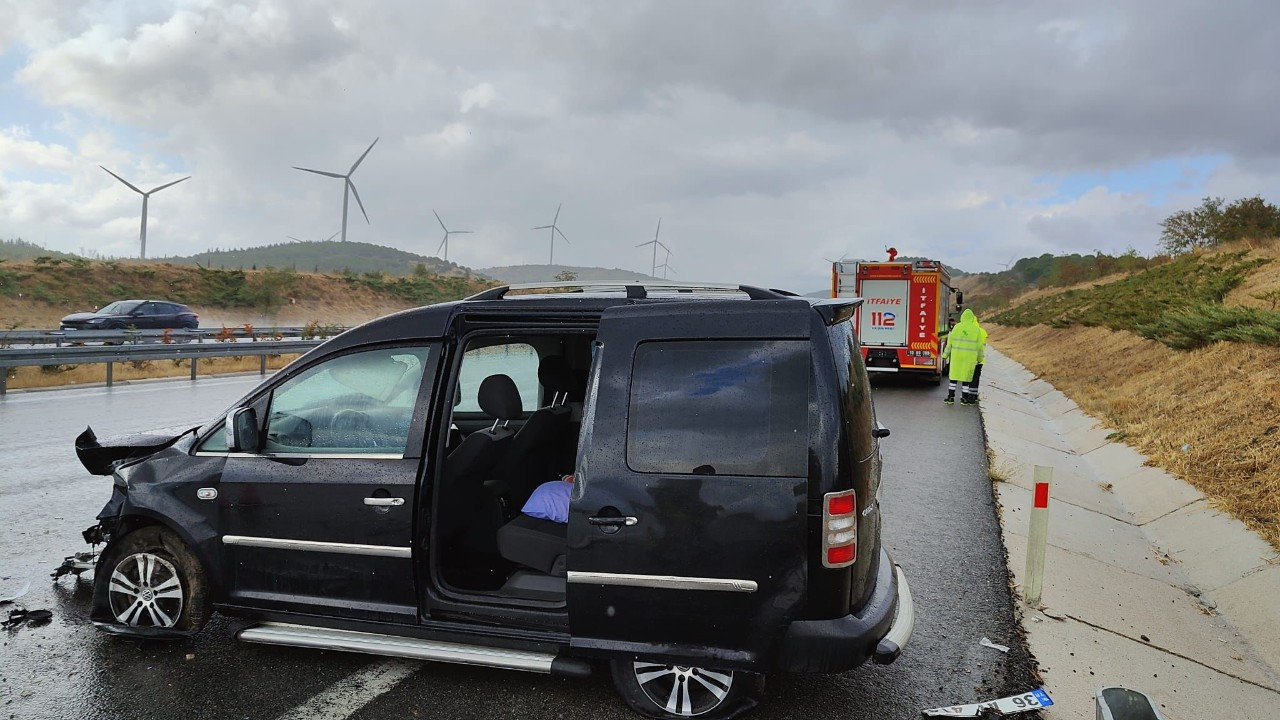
[923,688,1053,717]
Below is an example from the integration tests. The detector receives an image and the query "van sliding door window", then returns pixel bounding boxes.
[455,342,540,413]
[626,340,808,477]
[263,346,431,454]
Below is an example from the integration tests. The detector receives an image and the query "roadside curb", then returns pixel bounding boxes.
[980,348,1280,719]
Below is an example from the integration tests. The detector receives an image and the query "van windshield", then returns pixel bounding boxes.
[626,339,808,477]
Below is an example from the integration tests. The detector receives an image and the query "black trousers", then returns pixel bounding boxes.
[970,363,984,391]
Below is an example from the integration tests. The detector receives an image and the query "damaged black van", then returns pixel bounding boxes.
[70,282,913,719]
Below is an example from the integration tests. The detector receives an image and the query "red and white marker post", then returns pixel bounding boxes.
[1023,466,1052,607]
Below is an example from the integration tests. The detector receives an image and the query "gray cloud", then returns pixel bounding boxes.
[2,0,1278,294]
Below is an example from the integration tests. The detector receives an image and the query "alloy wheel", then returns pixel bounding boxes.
[633,662,734,717]
[107,552,184,627]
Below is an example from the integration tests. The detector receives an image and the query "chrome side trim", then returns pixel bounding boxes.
[238,622,555,673]
[221,535,411,558]
[193,452,405,459]
[566,571,757,593]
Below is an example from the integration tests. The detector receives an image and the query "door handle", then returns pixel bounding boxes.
[588,516,638,527]
[364,497,405,507]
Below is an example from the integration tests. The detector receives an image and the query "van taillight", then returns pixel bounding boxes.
[822,489,857,568]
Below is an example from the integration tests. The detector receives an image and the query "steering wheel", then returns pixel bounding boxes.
[331,409,377,448]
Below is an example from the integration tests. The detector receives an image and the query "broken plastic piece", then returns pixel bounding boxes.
[51,551,97,580]
[0,580,31,604]
[980,636,1010,653]
[1096,687,1165,720]
[2,607,53,629]
[923,688,1053,717]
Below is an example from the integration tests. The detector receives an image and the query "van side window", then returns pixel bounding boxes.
[456,342,539,413]
[626,340,808,477]
[263,346,430,454]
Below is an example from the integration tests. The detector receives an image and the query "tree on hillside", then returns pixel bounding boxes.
[1218,196,1280,244]
[1159,195,1280,254]
[554,270,578,282]
[1159,197,1224,254]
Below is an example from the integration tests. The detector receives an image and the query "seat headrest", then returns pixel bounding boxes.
[537,355,576,394]
[478,374,523,421]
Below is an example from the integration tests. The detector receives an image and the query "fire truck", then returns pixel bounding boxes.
[831,251,962,384]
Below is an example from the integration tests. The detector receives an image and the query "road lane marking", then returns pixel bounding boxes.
[275,659,419,720]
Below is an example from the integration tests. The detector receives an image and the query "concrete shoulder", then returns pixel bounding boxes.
[980,348,1280,719]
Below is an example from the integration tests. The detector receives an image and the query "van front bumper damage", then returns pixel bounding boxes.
[774,548,915,672]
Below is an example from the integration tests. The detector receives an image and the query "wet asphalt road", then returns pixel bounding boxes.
[0,373,1037,720]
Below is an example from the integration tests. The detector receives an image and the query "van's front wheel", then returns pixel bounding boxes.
[610,659,764,719]
[97,526,210,631]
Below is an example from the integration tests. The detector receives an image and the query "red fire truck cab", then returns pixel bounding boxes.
[832,257,961,384]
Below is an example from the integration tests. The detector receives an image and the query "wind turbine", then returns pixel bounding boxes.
[999,256,1016,271]
[433,210,473,263]
[636,218,670,278]
[532,203,570,265]
[292,137,378,243]
[286,230,341,243]
[98,166,191,259]
[657,247,676,279]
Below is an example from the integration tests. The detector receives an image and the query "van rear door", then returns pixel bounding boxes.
[567,300,812,670]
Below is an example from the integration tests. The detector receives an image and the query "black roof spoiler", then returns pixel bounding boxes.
[465,281,800,301]
[811,298,863,326]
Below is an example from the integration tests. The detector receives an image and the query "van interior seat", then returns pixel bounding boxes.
[491,355,578,507]
[496,513,567,576]
[438,374,523,554]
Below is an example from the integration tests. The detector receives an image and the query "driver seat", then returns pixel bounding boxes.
[438,374,522,553]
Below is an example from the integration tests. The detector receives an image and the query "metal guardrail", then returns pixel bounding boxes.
[0,339,325,396]
[0,326,327,346]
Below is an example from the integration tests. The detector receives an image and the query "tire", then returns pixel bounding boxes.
[95,526,210,631]
[610,659,764,719]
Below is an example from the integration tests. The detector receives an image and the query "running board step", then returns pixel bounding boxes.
[238,622,572,675]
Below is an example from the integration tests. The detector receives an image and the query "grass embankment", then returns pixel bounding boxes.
[0,258,496,328]
[980,238,1280,551]
[991,325,1280,551]
[6,354,301,391]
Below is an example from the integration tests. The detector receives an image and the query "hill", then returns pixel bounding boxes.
[984,237,1280,551]
[478,264,656,284]
[0,257,496,328]
[0,239,81,263]
[161,241,477,278]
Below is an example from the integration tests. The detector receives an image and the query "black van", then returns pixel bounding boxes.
[71,282,913,719]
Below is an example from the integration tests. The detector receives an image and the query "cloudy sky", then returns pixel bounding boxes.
[3,1,1278,291]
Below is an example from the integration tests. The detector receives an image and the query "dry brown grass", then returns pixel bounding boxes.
[989,323,1280,551]
[7,354,300,390]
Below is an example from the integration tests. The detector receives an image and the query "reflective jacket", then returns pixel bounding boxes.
[941,309,985,382]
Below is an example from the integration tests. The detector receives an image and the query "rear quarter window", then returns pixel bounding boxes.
[626,339,808,477]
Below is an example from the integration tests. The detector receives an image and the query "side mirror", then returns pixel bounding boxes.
[872,422,891,439]
[954,290,964,308]
[225,407,260,452]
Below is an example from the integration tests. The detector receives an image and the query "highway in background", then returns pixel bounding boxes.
[0,375,1037,719]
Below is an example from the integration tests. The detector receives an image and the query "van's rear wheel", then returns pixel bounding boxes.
[610,659,763,719]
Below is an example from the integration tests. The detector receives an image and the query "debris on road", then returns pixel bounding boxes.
[923,688,1054,717]
[979,637,1010,653]
[3,607,53,629]
[0,579,31,604]
[51,550,97,580]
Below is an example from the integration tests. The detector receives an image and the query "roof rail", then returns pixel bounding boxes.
[464,281,797,302]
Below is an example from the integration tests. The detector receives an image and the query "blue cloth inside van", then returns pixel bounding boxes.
[521,480,572,523]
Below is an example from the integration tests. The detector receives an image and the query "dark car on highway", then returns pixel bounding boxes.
[69,281,913,719]
[60,299,199,330]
